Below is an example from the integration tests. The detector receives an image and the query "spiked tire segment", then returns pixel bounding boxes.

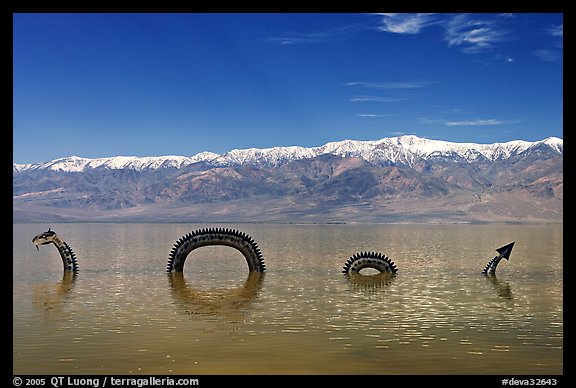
[482,242,515,276]
[59,242,79,272]
[342,251,398,274]
[166,228,266,273]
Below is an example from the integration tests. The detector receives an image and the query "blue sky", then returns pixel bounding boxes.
[13,13,563,164]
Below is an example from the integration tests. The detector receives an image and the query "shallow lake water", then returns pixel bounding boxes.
[13,223,563,375]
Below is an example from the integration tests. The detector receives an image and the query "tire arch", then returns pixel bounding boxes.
[342,251,398,274]
[166,228,266,273]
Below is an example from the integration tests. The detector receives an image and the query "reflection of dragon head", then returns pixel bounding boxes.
[32,229,79,272]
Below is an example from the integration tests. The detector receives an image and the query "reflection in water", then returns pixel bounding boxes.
[485,274,513,299]
[33,271,77,312]
[168,271,265,316]
[13,223,563,375]
[344,272,396,291]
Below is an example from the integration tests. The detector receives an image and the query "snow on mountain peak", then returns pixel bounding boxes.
[13,135,562,173]
[540,137,563,153]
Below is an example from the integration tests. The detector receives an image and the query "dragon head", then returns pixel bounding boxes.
[32,228,57,251]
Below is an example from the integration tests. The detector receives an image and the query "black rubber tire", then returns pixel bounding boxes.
[342,251,398,274]
[166,228,266,273]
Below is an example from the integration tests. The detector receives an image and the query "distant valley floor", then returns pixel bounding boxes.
[13,192,563,224]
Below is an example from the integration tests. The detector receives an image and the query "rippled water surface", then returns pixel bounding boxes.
[13,223,563,375]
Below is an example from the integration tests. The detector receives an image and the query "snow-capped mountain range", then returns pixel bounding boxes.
[13,135,563,224]
[13,135,563,173]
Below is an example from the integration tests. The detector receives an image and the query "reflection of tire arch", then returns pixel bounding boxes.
[344,272,396,291]
[342,251,398,274]
[33,271,77,312]
[167,272,265,315]
[166,228,266,273]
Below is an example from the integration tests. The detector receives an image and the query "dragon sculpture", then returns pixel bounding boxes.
[32,228,79,272]
[482,242,515,276]
[166,228,266,273]
[31,227,514,282]
[342,251,398,275]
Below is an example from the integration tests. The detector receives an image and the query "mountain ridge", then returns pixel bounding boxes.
[13,135,563,224]
[13,135,563,172]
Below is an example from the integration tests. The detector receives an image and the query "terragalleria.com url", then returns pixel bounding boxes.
[48,376,199,387]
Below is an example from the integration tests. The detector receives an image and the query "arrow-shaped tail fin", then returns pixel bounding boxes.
[496,241,515,261]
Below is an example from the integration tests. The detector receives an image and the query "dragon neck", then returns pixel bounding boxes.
[482,256,502,275]
[51,236,78,272]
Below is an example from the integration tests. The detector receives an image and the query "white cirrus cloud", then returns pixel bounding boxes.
[355,113,395,117]
[267,24,366,45]
[373,13,438,34]
[548,23,563,37]
[373,13,512,55]
[532,49,561,62]
[531,23,562,62]
[346,81,433,89]
[349,96,405,102]
[444,119,510,126]
[445,14,506,54]
[418,117,443,125]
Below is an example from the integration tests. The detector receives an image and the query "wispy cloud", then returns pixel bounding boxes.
[532,49,561,62]
[355,113,395,118]
[271,13,560,64]
[418,117,443,125]
[373,13,511,55]
[267,24,366,45]
[346,81,432,89]
[373,13,437,34]
[430,105,463,114]
[444,119,510,126]
[349,96,405,102]
[532,23,563,62]
[445,14,506,54]
[548,23,563,37]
